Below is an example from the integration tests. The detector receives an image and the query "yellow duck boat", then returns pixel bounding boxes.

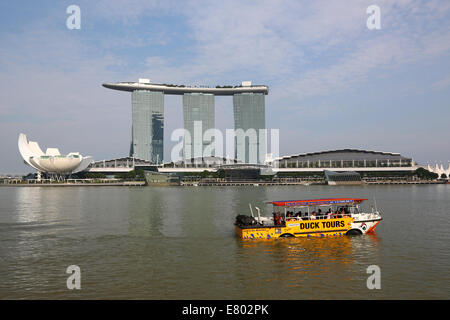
[235,198,382,239]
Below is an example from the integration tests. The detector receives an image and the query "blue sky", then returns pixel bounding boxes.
[1,0,450,173]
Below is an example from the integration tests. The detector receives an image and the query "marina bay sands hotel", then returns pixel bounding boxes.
[102,79,269,164]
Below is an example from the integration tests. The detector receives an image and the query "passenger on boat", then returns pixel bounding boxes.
[275,213,282,225]
[344,207,350,217]
[310,211,317,219]
[296,211,302,217]
[327,210,332,219]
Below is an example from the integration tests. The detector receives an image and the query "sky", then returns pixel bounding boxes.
[1,0,450,173]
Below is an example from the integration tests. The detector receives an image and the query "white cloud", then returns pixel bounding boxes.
[432,75,450,90]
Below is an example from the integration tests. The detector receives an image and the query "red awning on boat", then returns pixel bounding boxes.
[269,198,368,207]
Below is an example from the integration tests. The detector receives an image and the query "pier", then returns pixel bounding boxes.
[1,178,145,187]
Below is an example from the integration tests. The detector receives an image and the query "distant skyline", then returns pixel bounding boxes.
[1,0,450,173]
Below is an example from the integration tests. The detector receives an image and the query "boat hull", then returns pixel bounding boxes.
[235,216,355,239]
[350,218,382,234]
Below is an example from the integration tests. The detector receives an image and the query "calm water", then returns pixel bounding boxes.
[0,185,449,299]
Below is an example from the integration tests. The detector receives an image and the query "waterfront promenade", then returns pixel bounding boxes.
[1,177,445,187]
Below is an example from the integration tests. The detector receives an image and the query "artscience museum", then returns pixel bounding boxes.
[18,133,93,178]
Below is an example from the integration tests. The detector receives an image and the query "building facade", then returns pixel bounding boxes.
[88,156,158,174]
[130,90,164,164]
[324,170,362,185]
[157,149,418,177]
[182,93,215,160]
[233,93,266,164]
[273,149,415,171]
[103,80,269,165]
[18,133,92,178]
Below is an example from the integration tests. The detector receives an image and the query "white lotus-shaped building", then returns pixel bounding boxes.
[18,133,93,174]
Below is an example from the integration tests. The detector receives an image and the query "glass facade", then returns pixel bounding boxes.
[324,170,361,182]
[276,150,413,169]
[183,93,215,160]
[233,93,266,164]
[130,90,164,164]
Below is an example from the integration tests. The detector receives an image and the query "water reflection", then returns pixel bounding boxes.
[15,187,46,223]
[178,188,218,238]
[0,185,449,299]
[126,187,265,239]
[234,234,381,294]
[230,186,269,214]
[128,187,166,237]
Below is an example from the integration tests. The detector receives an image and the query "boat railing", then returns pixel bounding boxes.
[247,214,354,228]
[283,214,352,221]
[248,212,376,228]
